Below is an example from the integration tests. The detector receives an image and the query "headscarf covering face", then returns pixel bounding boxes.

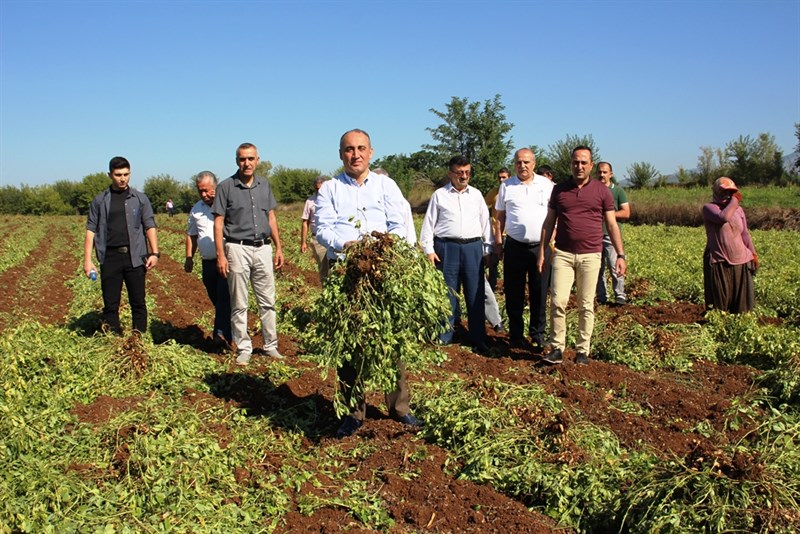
[712,177,738,204]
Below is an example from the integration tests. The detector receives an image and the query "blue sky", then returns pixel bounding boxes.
[1,0,798,188]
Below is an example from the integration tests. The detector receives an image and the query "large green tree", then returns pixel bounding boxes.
[725,133,785,185]
[626,161,661,189]
[543,134,601,182]
[424,95,514,193]
[372,149,442,195]
[269,166,322,203]
[143,174,184,214]
[76,172,112,214]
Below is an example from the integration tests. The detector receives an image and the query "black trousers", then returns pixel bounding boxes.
[503,237,550,342]
[101,250,147,334]
[202,259,232,341]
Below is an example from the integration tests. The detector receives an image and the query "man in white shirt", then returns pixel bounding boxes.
[315,128,421,438]
[419,155,493,354]
[184,171,232,346]
[495,148,555,349]
[373,167,416,245]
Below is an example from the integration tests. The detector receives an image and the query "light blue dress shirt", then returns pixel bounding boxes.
[314,171,407,260]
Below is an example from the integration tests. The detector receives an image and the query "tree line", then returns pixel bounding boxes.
[1,99,797,216]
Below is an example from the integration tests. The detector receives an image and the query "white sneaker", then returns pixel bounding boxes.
[264,348,284,359]
[235,353,252,366]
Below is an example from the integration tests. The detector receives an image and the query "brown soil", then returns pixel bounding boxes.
[0,226,75,331]
[8,230,768,532]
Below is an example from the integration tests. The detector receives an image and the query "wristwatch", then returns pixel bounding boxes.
[618,254,626,260]
[148,252,161,258]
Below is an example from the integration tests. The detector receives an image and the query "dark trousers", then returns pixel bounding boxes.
[434,238,486,346]
[504,237,550,342]
[703,251,755,313]
[202,259,232,341]
[337,361,410,421]
[100,250,147,334]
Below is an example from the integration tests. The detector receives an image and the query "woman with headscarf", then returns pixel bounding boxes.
[702,177,759,313]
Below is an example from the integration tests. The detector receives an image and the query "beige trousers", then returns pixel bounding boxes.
[549,249,602,355]
[225,242,278,356]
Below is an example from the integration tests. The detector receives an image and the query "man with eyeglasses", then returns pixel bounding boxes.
[420,155,493,355]
[494,148,554,351]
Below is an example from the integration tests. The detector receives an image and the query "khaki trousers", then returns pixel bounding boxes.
[225,242,278,356]
[550,249,602,355]
[310,238,330,283]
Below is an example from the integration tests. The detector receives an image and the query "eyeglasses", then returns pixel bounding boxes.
[449,169,471,176]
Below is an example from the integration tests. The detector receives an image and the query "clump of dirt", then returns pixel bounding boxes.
[71,395,146,425]
[119,333,148,376]
[341,231,396,293]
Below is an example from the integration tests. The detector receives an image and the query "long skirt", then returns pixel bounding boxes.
[703,251,755,313]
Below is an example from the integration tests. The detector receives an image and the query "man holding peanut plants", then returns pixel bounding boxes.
[84,156,159,336]
[213,143,285,366]
[419,155,494,355]
[315,128,422,438]
[538,146,626,365]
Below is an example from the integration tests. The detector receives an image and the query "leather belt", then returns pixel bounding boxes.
[435,236,481,244]
[109,246,129,254]
[227,237,271,247]
[507,237,539,247]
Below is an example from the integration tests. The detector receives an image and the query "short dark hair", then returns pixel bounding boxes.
[597,161,613,172]
[497,167,510,175]
[109,156,130,172]
[571,145,593,159]
[537,165,553,175]
[448,155,470,169]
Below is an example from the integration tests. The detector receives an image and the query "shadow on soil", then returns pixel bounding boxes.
[150,319,221,353]
[66,311,103,336]
[203,371,341,441]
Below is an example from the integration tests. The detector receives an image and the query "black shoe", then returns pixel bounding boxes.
[509,336,528,349]
[493,324,506,333]
[542,348,563,365]
[576,352,590,365]
[473,342,490,355]
[395,413,423,428]
[530,335,546,347]
[614,298,627,306]
[335,416,363,438]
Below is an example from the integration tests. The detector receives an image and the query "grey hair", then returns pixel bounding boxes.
[195,171,217,186]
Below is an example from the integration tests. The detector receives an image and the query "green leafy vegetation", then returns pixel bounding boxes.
[303,232,451,416]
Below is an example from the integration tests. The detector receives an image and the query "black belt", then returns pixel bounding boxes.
[435,236,481,244]
[506,237,539,247]
[227,237,271,247]
[109,246,129,254]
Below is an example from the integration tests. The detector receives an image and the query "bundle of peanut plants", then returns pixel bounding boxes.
[304,232,451,416]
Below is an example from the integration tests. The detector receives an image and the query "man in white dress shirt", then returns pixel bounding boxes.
[420,155,493,354]
[495,148,555,350]
[185,171,232,346]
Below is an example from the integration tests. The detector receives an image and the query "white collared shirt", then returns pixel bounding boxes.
[187,200,218,260]
[495,174,554,243]
[419,183,493,255]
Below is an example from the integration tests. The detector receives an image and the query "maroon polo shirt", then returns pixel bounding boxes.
[550,178,614,254]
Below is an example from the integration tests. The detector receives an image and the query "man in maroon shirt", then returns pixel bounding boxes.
[537,146,626,364]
